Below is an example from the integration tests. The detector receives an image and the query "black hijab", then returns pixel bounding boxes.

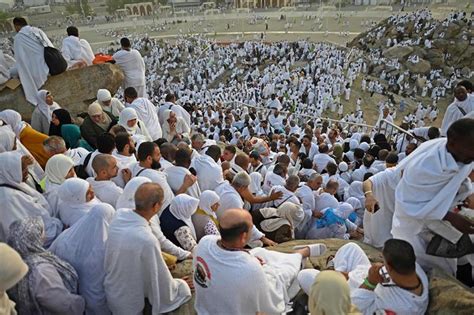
[49,108,72,136]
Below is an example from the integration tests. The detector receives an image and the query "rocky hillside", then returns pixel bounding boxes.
[0,64,124,120]
[348,12,473,79]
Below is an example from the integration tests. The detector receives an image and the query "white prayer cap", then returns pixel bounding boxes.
[59,177,90,204]
[44,154,74,186]
[97,89,112,102]
[359,142,370,152]
[338,162,348,172]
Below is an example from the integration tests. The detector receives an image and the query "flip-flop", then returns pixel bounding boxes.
[293,243,327,257]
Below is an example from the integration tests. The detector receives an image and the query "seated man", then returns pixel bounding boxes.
[61,26,94,69]
[298,239,429,315]
[104,183,192,314]
[193,208,326,315]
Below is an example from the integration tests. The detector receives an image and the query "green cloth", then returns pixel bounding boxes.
[61,124,93,151]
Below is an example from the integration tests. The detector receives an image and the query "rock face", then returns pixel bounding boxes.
[169,239,474,315]
[0,64,124,120]
[348,15,473,80]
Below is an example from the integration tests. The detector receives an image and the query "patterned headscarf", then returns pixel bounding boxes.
[7,217,79,314]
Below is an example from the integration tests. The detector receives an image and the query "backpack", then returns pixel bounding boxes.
[75,152,93,179]
[24,31,67,76]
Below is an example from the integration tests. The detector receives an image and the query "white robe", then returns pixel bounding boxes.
[392,138,473,275]
[104,209,191,315]
[86,178,123,208]
[50,204,114,315]
[127,98,162,140]
[194,235,302,315]
[363,167,399,248]
[113,49,146,96]
[61,36,94,68]
[0,151,62,246]
[13,26,52,105]
[157,102,191,130]
[262,171,286,194]
[440,95,474,136]
[191,154,224,191]
[164,165,201,198]
[130,163,174,213]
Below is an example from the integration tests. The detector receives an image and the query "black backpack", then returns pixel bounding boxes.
[24,31,67,76]
[75,152,93,179]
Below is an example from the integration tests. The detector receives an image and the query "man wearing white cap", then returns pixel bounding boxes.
[96,89,124,119]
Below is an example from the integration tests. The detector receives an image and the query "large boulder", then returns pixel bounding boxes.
[0,63,124,120]
[406,58,431,75]
[383,45,414,59]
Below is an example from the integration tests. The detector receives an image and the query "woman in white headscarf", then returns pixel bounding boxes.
[58,177,101,227]
[0,110,50,168]
[0,243,28,315]
[118,108,152,143]
[96,89,124,119]
[0,126,16,153]
[31,90,61,134]
[115,176,151,209]
[50,204,115,315]
[192,190,220,241]
[0,151,62,246]
[345,197,363,226]
[7,217,85,315]
[41,155,76,218]
[160,194,199,251]
[344,181,365,208]
[162,109,190,144]
[254,202,304,243]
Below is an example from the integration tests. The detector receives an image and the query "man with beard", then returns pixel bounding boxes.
[440,84,474,136]
[130,141,196,214]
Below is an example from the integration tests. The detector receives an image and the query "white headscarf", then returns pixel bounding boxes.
[345,197,362,212]
[36,90,60,124]
[344,181,365,206]
[58,178,100,226]
[0,126,16,153]
[49,203,114,314]
[97,89,112,104]
[170,194,199,239]
[44,154,74,189]
[334,202,354,220]
[198,190,220,218]
[0,151,24,190]
[116,176,151,209]
[118,108,139,133]
[0,110,25,137]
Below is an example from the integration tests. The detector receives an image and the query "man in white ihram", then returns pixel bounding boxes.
[104,182,192,314]
[113,37,147,97]
[193,208,326,315]
[12,17,53,105]
[392,118,474,276]
[61,26,94,69]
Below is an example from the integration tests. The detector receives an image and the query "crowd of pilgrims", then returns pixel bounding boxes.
[1,11,474,315]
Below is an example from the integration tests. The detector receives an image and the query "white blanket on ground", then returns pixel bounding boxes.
[104,209,191,315]
[14,26,52,105]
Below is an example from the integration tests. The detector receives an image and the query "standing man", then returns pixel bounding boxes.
[392,118,474,276]
[113,37,146,97]
[12,17,54,105]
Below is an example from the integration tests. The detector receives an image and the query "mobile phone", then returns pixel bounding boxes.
[379,266,390,283]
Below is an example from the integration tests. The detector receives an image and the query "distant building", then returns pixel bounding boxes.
[26,4,51,14]
[235,0,294,9]
[23,0,48,7]
[124,2,154,16]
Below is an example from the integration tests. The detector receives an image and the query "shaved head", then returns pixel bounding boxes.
[219,209,252,244]
[92,154,114,173]
[135,182,164,212]
[234,153,250,170]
